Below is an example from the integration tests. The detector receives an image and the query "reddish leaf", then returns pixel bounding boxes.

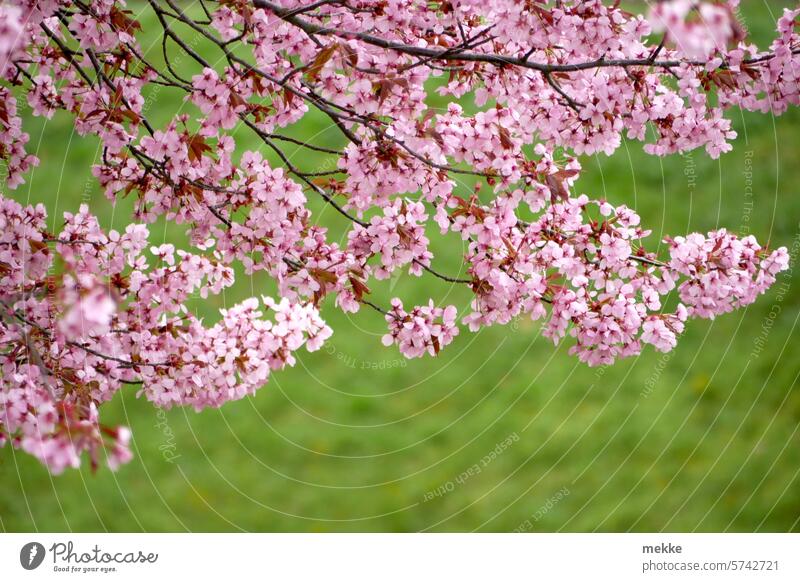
[545,174,569,202]
[306,44,338,81]
[498,126,513,149]
[109,7,141,35]
[187,134,212,163]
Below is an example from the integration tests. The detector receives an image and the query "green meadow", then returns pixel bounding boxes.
[1,2,798,532]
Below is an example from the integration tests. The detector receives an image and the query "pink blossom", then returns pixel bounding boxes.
[59,284,116,339]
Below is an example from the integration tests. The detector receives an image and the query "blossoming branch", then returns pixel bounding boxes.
[0,0,796,472]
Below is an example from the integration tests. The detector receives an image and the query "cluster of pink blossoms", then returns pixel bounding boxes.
[0,198,331,472]
[348,199,432,279]
[668,230,791,319]
[382,300,459,359]
[0,0,797,472]
[649,0,744,59]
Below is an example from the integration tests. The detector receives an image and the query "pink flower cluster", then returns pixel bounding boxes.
[348,199,432,279]
[1,366,132,474]
[668,230,790,319]
[0,3,23,76]
[649,1,743,59]
[0,88,38,188]
[191,67,249,133]
[0,197,332,473]
[142,296,332,411]
[382,299,459,359]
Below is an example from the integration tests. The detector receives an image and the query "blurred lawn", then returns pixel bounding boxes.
[1,2,799,532]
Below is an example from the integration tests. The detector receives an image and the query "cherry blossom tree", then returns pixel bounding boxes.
[0,0,797,473]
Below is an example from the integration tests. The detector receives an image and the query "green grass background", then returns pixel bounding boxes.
[1,2,799,532]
